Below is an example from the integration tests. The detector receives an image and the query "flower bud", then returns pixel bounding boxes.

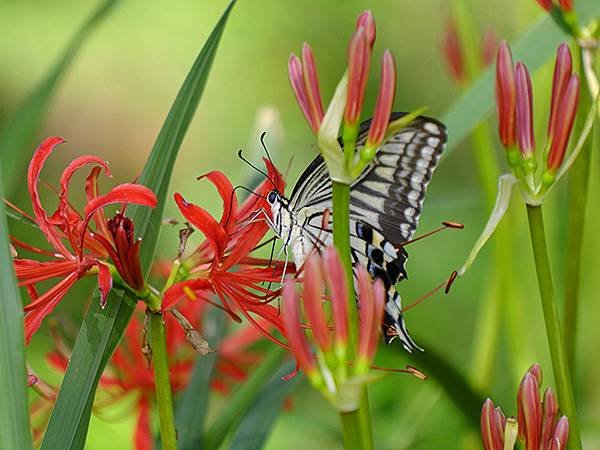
[355,10,376,48]
[546,74,579,173]
[366,51,396,149]
[345,27,371,126]
[517,372,542,450]
[548,44,573,139]
[495,41,517,148]
[515,62,535,159]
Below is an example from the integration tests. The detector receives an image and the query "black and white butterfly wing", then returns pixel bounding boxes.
[289,112,447,352]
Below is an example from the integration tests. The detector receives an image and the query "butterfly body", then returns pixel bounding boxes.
[266,113,447,353]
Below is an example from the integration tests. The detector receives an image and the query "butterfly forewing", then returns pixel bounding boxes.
[283,112,447,352]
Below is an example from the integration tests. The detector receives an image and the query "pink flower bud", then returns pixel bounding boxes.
[355,10,376,48]
[323,247,348,348]
[443,21,465,83]
[548,44,573,139]
[303,254,331,352]
[550,416,569,450]
[366,51,396,148]
[283,281,317,376]
[288,45,324,134]
[547,74,579,172]
[527,363,543,387]
[345,27,371,125]
[536,0,554,11]
[515,62,535,157]
[541,388,559,449]
[302,43,324,128]
[557,0,573,11]
[356,266,384,365]
[481,399,504,450]
[517,372,542,450]
[496,41,517,148]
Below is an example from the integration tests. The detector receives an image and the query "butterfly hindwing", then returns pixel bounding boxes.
[287,112,447,352]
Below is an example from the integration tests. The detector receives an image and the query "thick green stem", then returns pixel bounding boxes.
[564,47,595,378]
[149,312,177,450]
[332,180,373,449]
[526,205,581,450]
[332,181,357,347]
[341,406,373,450]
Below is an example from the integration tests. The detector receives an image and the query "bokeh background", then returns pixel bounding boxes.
[1,0,599,448]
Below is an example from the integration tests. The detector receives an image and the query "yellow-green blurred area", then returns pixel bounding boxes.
[2,0,599,449]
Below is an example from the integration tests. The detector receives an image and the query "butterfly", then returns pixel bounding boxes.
[264,112,446,352]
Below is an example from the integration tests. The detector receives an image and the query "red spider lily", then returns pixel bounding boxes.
[41,301,267,450]
[12,137,157,343]
[481,364,570,450]
[163,158,292,347]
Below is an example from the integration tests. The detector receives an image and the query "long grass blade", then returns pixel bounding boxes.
[0,170,32,449]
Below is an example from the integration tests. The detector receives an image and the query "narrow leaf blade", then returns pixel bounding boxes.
[229,361,301,450]
[0,171,32,449]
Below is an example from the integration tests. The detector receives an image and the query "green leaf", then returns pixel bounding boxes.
[175,311,227,450]
[203,347,285,450]
[406,337,484,431]
[0,170,32,449]
[0,0,122,192]
[442,0,600,155]
[229,361,301,450]
[41,2,237,449]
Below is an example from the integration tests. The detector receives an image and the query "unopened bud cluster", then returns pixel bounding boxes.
[495,42,579,193]
[481,364,569,450]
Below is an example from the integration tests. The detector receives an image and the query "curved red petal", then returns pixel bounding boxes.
[84,183,157,219]
[27,137,73,257]
[198,171,238,229]
[162,278,212,311]
[174,193,227,260]
[97,262,113,308]
[24,272,79,344]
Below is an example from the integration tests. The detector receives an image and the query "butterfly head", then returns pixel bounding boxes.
[265,189,292,240]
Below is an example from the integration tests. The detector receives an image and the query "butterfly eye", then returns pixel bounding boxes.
[267,191,278,204]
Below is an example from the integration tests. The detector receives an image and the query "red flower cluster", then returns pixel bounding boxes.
[12,137,157,343]
[162,159,291,347]
[38,300,268,450]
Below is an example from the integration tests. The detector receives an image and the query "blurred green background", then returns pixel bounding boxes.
[2,0,599,448]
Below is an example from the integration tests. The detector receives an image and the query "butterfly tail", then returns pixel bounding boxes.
[383,289,422,353]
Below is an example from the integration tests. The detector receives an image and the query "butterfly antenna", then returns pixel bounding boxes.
[238,149,277,190]
[259,131,275,169]
[399,221,464,247]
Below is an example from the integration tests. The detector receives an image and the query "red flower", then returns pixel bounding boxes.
[163,158,291,347]
[12,137,157,343]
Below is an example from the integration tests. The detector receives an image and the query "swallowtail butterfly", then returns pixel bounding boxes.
[265,112,446,352]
